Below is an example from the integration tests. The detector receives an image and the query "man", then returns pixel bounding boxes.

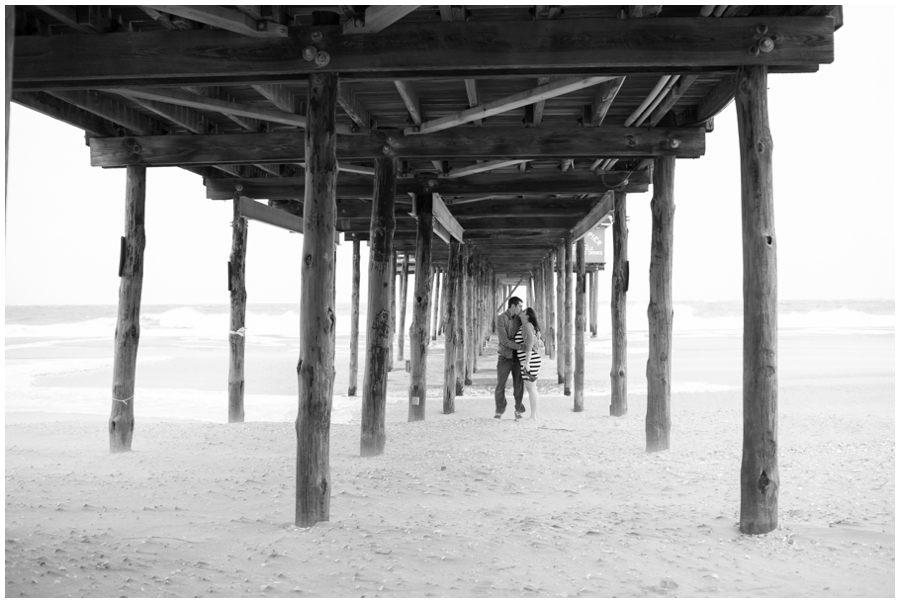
[495,297,525,420]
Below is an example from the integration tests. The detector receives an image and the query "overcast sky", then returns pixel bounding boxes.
[5,6,896,306]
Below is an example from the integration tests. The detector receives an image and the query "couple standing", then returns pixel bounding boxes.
[494,297,542,420]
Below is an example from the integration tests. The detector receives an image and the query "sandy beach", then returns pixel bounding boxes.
[5,306,895,597]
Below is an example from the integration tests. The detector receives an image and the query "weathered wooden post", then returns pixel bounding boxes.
[5,5,14,198]
[443,239,461,413]
[408,193,434,421]
[432,267,442,341]
[610,190,628,416]
[556,243,566,384]
[574,238,586,411]
[228,191,248,423]
[590,269,599,337]
[547,253,556,359]
[737,65,779,535]
[397,252,410,361]
[564,236,574,396]
[109,164,146,453]
[646,156,675,453]
[348,237,361,396]
[388,250,396,372]
[454,243,468,395]
[296,72,338,527]
[360,157,397,456]
[465,247,475,384]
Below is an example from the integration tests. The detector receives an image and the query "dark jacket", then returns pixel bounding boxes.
[496,310,522,359]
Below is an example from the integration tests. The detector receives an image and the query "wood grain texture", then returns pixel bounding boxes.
[228,194,248,423]
[646,156,674,453]
[348,238,361,396]
[574,238,586,411]
[109,165,146,452]
[464,246,476,385]
[563,236,574,396]
[545,254,556,360]
[14,18,835,88]
[431,268,441,340]
[408,193,434,421]
[361,158,397,456]
[610,191,628,417]
[442,239,461,413]
[397,252,410,361]
[589,268,599,337]
[556,241,566,385]
[454,243,468,396]
[295,72,338,527]
[737,65,779,536]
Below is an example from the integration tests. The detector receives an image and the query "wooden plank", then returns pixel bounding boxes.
[668,73,736,127]
[649,74,699,126]
[546,252,556,360]
[432,193,464,243]
[348,238,361,396]
[556,243,565,385]
[442,239,461,413]
[295,72,338,528]
[563,236,574,396]
[394,80,424,125]
[589,268,598,337]
[646,155,674,453]
[447,159,530,179]
[397,252,410,361]
[409,76,615,135]
[464,247,476,384]
[90,126,704,168]
[13,18,834,90]
[142,5,287,37]
[361,157,397,455]
[228,193,248,423]
[343,5,420,35]
[140,6,197,30]
[251,83,298,114]
[432,268,442,340]
[610,190,628,416]
[109,165,146,452]
[574,238,586,411]
[408,193,434,421]
[13,91,119,137]
[238,197,304,233]
[48,90,167,135]
[591,77,626,126]
[184,85,262,132]
[570,191,614,240]
[121,92,208,134]
[204,170,651,201]
[737,65,778,536]
[336,81,375,132]
[454,243,468,395]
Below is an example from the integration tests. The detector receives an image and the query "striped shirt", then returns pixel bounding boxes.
[515,324,542,378]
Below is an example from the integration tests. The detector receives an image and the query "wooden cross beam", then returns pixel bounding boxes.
[13,17,835,90]
[89,126,703,167]
[342,5,420,35]
[570,191,614,240]
[238,197,304,233]
[141,5,288,37]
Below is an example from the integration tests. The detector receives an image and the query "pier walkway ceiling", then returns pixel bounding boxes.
[12,5,838,275]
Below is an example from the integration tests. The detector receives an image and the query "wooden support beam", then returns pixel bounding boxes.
[361,157,397,455]
[408,76,616,135]
[13,91,119,137]
[574,238,586,411]
[336,82,375,132]
[464,79,481,127]
[571,191,614,241]
[556,242,566,385]
[589,268,598,337]
[394,80,424,125]
[646,155,674,453]
[432,268,442,340]
[397,252,410,361]
[140,6,197,30]
[109,165,146,453]
[447,159,531,179]
[348,238,361,396]
[590,77,626,126]
[442,239,461,413]
[13,18,833,90]
[252,83,299,114]
[37,5,119,33]
[454,244,469,395]
[343,5,420,35]
[48,90,167,135]
[388,250,396,372]
[5,5,12,201]
[546,253,556,360]
[408,193,434,421]
[464,247,476,384]
[228,192,248,423]
[431,193,465,242]
[92,126,702,168]
[737,65,778,535]
[526,76,552,128]
[142,5,287,37]
[610,190,628,416]
[238,197,304,233]
[668,73,736,127]
[649,74,699,126]
[295,72,338,527]
[563,236,574,396]
[184,86,262,132]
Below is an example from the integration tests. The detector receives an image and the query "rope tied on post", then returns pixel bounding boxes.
[230,327,246,337]
[111,394,135,405]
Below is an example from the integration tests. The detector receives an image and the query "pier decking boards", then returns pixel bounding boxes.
[8,5,841,533]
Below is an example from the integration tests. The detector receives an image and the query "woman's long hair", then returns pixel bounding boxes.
[524,307,540,333]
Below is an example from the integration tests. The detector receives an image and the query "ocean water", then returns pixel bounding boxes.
[5,300,894,423]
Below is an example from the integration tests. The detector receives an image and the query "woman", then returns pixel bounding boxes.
[514,307,543,420]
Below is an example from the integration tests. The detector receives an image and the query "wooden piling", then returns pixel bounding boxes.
[295,72,338,527]
[646,155,675,453]
[443,239,461,413]
[5,6,14,200]
[398,252,410,361]
[432,267,441,341]
[547,253,556,360]
[360,157,397,456]
[574,238,586,411]
[454,243,468,395]
[556,243,566,384]
[408,193,434,421]
[590,268,599,337]
[737,65,779,535]
[228,192,248,423]
[388,250,396,372]
[610,190,628,417]
[109,164,146,453]
[564,236,574,396]
[465,247,475,384]
[348,237,361,396]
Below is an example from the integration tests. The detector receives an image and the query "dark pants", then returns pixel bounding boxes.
[495,355,525,414]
